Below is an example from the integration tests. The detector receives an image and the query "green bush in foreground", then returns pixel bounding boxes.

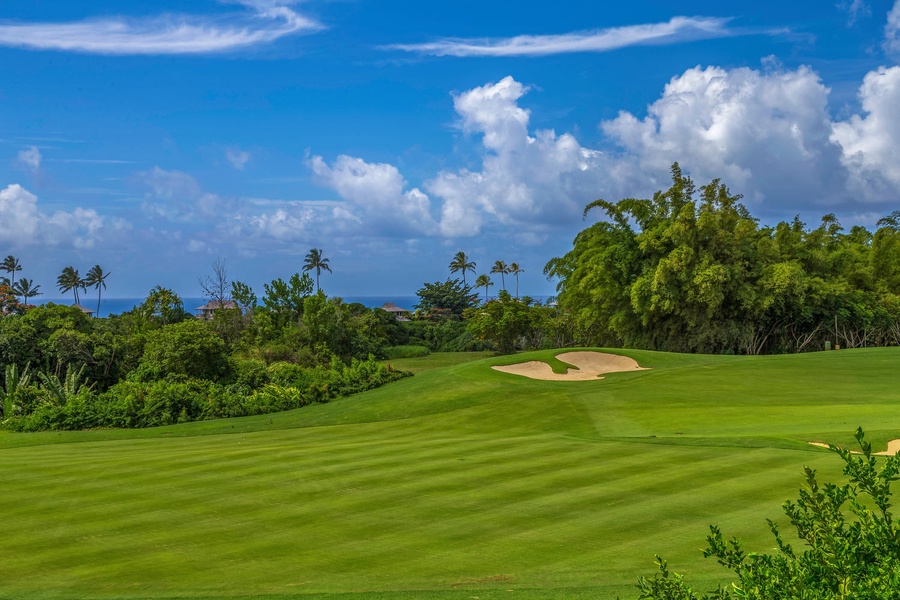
[638,428,900,599]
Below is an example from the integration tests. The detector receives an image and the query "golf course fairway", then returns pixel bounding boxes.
[2,347,899,599]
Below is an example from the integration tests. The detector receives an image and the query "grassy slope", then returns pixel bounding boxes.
[1,348,898,599]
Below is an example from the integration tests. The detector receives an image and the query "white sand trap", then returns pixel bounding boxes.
[491,351,648,381]
[809,439,900,456]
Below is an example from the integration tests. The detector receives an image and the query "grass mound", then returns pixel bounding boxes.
[385,344,431,359]
[2,348,899,599]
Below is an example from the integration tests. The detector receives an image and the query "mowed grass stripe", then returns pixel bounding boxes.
[2,348,899,599]
[3,431,824,595]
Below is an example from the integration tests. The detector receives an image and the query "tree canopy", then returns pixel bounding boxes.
[545,163,900,354]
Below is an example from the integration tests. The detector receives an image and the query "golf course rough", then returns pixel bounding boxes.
[490,351,649,380]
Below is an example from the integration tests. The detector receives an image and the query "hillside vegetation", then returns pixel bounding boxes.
[1,347,898,599]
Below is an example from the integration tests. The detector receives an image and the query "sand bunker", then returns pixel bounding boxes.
[491,351,648,381]
[808,440,900,456]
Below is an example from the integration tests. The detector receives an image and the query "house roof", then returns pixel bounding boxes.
[72,304,95,315]
[380,302,408,313]
[196,300,238,311]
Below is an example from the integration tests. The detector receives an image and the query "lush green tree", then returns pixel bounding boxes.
[12,277,41,307]
[302,291,349,360]
[414,279,477,318]
[545,163,900,354]
[262,273,314,327]
[303,248,332,292]
[137,319,230,382]
[475,274,493,303]
[509,262,524,299]
[491,260,510,291]
[231,280,258,314]
[57,266,84,304]
[449,251,476,285]
[139,286,191,325]
[465,290,537,354]
[84,265,110,317]
[1,255,22,288]
[639,429,900,599]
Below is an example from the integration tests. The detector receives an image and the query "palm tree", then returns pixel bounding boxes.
[57,266,83,304]
[84,265,110,317]
[448,251,476,285]
[12,278,41,306]
[1,256,22,288]
[490,260,510,291]
[303,248,332,292]
[475,274,493,303]
[509,262,524,299]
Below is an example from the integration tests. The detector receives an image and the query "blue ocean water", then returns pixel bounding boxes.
[37,296,420,318]
[37,294,553,318]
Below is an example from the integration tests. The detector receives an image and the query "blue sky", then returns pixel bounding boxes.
[2,0,900,298]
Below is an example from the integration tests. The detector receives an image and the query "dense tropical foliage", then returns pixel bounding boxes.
[0,277,410,431]
[546,163,900,354]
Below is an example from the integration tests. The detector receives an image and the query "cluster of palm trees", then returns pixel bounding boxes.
[1,255,41,306]
[449,252,524,301]
[56,265,111,316]
[1,256,113,316]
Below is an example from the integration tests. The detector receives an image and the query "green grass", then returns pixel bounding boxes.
[2,347,899,599]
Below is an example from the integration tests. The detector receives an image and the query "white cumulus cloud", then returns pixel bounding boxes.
[831,65,900,200]
[885,0,900,59]
[0,1,321,55]
[601,65,848,211]
[308,154,437,235]
[429,76,609,236]
[0,183,125,248]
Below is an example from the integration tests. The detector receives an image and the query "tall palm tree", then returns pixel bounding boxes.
[57,266,83,304]
[490,260,510,291]
[509,262,524,299]
[12,277,41,306]
[475,274,493,303]
[1,256,22,288]
[303,248,332,292]
[448,251,476,285]
[84,265,110,317]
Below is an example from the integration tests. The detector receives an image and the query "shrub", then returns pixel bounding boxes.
[638,428,900,599]
[137,319,230,382]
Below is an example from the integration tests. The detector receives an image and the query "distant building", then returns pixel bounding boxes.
[72,304,95,317]
[379,302,411,322]
[195,300,238,320]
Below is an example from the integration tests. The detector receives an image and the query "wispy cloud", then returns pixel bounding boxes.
[226,147,252,170]
[385,16,771,57]
[52,158,137,164]
[16,146,42,173]
[0,0,322,55]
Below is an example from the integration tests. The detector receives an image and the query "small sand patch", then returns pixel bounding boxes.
[491,351,648,381]
[809,439,900,456]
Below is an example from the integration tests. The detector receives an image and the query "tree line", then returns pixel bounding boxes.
[545,163,900,355]
[0,248,405,432]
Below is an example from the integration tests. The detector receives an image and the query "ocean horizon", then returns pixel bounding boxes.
[35,294,555,318]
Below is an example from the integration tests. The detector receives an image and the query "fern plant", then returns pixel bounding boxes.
[38,365,93,406]
[0,363,32,417]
